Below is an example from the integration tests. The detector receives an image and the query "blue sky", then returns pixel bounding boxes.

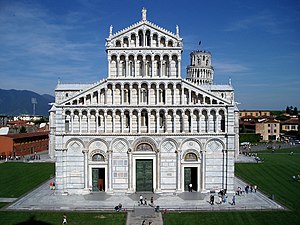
[0,0,299,110]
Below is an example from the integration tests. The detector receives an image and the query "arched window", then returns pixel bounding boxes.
[92,154,104,161]
[141,89,148,103]
[116,40,121,47]
[138,30,143,46]
[141,111,148,126]
[184,152,197,161]
[220,110,225,132]
[136,143,152,151]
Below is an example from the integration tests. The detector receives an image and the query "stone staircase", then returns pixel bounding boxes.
[126,206,163,225]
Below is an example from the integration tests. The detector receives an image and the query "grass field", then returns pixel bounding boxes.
[0,211,126,225]
[0,162,55,198]
[1,149,300,225]
[0,162,127,225]
[163,147,300,225]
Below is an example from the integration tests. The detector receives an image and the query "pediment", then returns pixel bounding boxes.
[112,20,179,40]
[57,78,232,108]
[182,80,232,105]
[58,80,107,106]
[106,20,182,48]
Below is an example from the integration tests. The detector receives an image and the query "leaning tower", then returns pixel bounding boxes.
[186,50,214,85]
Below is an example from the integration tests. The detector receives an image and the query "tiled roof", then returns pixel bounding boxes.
[4,131,49,139]
[281,118,298,125]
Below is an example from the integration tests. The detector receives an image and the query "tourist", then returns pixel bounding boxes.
[139,195,143,205]
[218,196,222,204]
[210,195,214,205]
[150,196,154,207]
[142,220,146,225]
[231,195,236,205]
[114,203,122,212]
[189,183,192,192]
[254,185,257,192]
[245,185,249,194]
[62,214,67,225]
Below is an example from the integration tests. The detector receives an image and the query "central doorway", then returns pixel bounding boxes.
[136,159,153,192]
[92,168,105,191]
[184,167,197,191]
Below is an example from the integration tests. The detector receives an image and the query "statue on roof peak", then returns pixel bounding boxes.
[109,25,113,37]
[142,7,147,21]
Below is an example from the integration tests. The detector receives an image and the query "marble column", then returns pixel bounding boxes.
[127,149,134,192]
[108,150,113,192]
[82,149,89,190]
[176,149,181,192]
[96,112,99,133]
[202,151,206,192]
[156,150,161,192]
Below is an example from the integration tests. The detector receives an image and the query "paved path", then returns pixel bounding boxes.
[6,177,283,213]
[126,208,163,225]
[0,198,18,203]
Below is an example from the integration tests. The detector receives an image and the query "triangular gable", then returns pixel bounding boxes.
[58,79,107,106]
[109,20,180,42]
[182,80,232,105]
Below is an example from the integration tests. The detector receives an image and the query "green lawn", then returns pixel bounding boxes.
[0,162,55,198]
[0,162,127,225]
[0,211,126,225]
[163,147,300,225]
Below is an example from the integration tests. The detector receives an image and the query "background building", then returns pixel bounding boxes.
[255,118,280,141]
[49,9,239,195]
[239,110,271,118]
[0,131,49,159]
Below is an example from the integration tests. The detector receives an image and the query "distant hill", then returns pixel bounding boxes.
[0,89,54,116]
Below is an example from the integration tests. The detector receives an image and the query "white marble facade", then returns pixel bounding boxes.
[49,8,239,195]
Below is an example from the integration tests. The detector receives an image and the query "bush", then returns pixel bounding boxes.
[239,133,261,143]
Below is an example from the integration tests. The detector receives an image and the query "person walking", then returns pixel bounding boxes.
[231,195,236,205]
[62,214,67,225]
[254,185,257,192]
[210,195,214,205]
[139,195,143,205]
[189,183,192,192]
[150,196,154,206]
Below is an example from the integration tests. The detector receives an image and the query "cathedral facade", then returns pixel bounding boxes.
[49,9,239,195]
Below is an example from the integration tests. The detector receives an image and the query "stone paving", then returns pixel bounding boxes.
[6,176,284,213]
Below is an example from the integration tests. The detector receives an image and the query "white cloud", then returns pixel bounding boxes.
[214,61,250,73]
[0,1,106,95]
[224,11,285,34]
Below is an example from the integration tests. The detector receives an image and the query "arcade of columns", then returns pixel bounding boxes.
[63,81,227,136]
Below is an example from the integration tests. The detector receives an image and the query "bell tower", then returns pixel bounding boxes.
[186,50,214,85]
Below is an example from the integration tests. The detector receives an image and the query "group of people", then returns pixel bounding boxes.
[49,181,56,190]
[142,220,154,225]
[114,203,123,212]
[292,175,300,182]
[209,185,258,206]
[139,195,154,207]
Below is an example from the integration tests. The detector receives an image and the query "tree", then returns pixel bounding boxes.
[19,126,27,133]
[286,106,290,114]
[293,107,298,115]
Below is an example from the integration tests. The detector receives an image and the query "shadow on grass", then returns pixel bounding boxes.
[14,216,52,225]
